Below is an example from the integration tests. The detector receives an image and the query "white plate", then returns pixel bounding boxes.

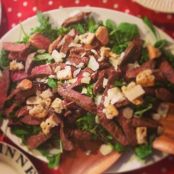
[135,0,174,13]
[0,142,38,174]
[0,7,174,173]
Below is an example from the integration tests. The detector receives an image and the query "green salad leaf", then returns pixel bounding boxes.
[48,78,57,89]
[57,27,70,36]
[135,143,152,159]
[112,43,128,54]
[0,50,9,68]
[113,142,126,153]
[114,79,126,87]
[11,125,41,141]
[38,140,63,168]
[76,113,96,132]
[134,96,155,117]
[104,19,117,31]
[87,17,98,33]
[138,47,148,65]
[154,39,169,49]
[33,53,53,62]
[86,84,94,97]
[143,17,158,39]
[31,12,58,40]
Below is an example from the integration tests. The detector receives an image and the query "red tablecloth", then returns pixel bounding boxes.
[0,0,174,174]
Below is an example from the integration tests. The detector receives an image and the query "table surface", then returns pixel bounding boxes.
[0,0,174,174]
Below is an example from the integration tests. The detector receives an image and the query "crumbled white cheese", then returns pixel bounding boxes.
[76,62,84,68]
[68,42,82,48]
[95,94,102,105]
[152,113,161,121]
[79,32,95,45]
[104,87,125,107]
[103,78,108,88]
[99,144,113,156]
[40,89,53,99]
[40,115,58,135]
[109,52,125,70]
[103,104,119,119]
[95,115,100,124]
[87,55,99,71]
[29,104,48,118]
[26,96,43,105]
[57,66,72,80]
[36,77,48,84]
[73,68,81,77]
[127,62,140,69]
[81,72,91,84]
[121,82,145,102]
[9,60,24,71]
[91,49,98,55]
[51,98,64,113]
[51,50,66,63]
[81,87,88,94]
[136,127,147,144]
[99,47,111,61]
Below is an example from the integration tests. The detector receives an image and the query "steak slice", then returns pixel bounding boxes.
[3,42,30,52]
[31,64,53,76]
[62,12,90,27]
[160,60,174,84]
[0,69,10,108]
[58,85,96,114]
[26,132,51,149]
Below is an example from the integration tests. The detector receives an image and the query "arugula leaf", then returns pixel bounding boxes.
[57,27,70,36]
[38,140,62,168]
[112,43,128,54]
[154,39,169,49]
[113,142,126,153]
[104,19,117,31]
[134,96,155,117]
[0,50,9,68]
[76,113,96,132]
[138,47,148,65]
[48,78,57,89]
[134,103,153,117]
[31,12,58,41]
[114,79,126,87]
[162,50,174,67]
[11,125,41,141]
[135,143,152,159]
[117,22,139,41]
[86,84,94,97]
[87,17,98,33]
[20,24,30,43]
[71,23,85,34]
[33,53,52,61]
[143,17,158,38]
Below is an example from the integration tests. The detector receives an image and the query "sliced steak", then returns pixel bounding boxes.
[31,64,53,76]
[3,42,29,52]
[48,35,63,53]
[155,88,174,102]
[29,33,51,50]
[10,71,28,82]
[97,107,128,145]
[160,60,174,84]
[25,52,36,73]
[120,38,143,67]
[125,60,156,80]
[62,12,90,27]
[58,85,96,114]
[26,132,51,149]
[117,116,137,145]
[16,106,28,118]
[0,69,10,108]
[20,115,42,125]
[132,117,159,128]
[71,129,92,141]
